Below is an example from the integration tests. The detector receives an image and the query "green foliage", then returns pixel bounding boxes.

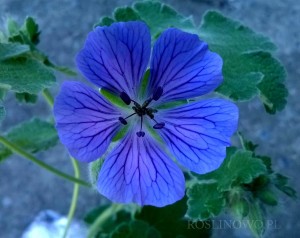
[187,183,225,220]
[111,220,161,238]
[95,1,195,40]
[15,92,38,104]
[247,202,265,238]
[0,103,5,123]
[192,149,267,191]
[23,17,40,45]
[0,58,55,94]
[0,118,58,162]
[273,173,297,198]
[84,205,134,238]
[136,197,212,237]
[0,17,75,98]
[84,204,110,225]
[199,11,287,113]
[0,43,30,60]
[187,149,266,220]
[0,3,295,238]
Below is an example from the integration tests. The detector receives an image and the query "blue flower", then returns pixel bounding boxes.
[53,21,238,207]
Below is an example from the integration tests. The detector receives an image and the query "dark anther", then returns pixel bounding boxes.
[120,92,131,105]
[153,122,165,129]
[142,98,152,108]
[118,117,127,125]
[153,87,163,101]
[136,131,145,137]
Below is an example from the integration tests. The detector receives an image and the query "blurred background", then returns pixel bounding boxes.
[0,0,299,237]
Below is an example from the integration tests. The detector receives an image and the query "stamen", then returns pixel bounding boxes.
[118,113,136,125]
[120,92,131,105]
[142,98,152,108]
[153,87,163,101]
[125,113,136,119]
[153,122,165,129]
[136,116,145,137]
[136,131,145,137]
[118,117,127,125]
[148,116,165,129]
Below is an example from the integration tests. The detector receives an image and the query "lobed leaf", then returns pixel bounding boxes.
[95,1,195,40]
[0,118,58,162]
[0,57,55,94]
[0,43,30,60]
[199,11,287,113]
[187,183,225,220]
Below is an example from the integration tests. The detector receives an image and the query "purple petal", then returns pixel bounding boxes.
[155,99,238,174]
[76,21,151,99]
[148,28,223,103]
[97,128,185,207]
[53,81,122,162]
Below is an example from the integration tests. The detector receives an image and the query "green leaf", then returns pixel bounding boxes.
[247,202,265,238]
[187,183,225,220]
[85,205,133,237]
[0,118,58,162]
[114,7,141,22]
[217,72,263,101]
[273,173,297,198]
[0,103,5,123]
[199,11,287,113]
[95,16,115,27]
[0,43,30,61]
[218,150,267,190]
[15,92,38,104]
[23,17,40,45]
[111,220,161,238]
[193,150,267,192]
[137,196,187,224]
[7,18,20,35]
[137,197,212,237]
[84,204,110,225]
[231,197,250,220]
[257,189,278,206]
[0,57,55,94]
[96,1,195,40]
[134,1,195,38]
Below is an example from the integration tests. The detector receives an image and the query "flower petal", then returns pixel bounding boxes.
[76,21,151,99]
[148,28,223,103]
[53,81,122,162]
[97,128,185,207]
[155,99,238,174]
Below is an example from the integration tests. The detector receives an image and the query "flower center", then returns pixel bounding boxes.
[118,87,164,137]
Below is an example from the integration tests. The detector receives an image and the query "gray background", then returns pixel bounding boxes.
[0,0,299,237]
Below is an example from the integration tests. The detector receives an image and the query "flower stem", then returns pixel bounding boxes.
[63,157,80,238]
[87,204,123,238]
[0,136,91,187]
[42,88,54,107]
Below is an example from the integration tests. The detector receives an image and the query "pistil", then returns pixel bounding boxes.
[118,88,165,136]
